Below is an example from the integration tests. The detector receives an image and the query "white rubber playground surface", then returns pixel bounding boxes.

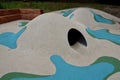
[0,8,120,80]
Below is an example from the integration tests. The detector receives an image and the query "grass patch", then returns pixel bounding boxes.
[0,1,119,13]
[0,3,4,9]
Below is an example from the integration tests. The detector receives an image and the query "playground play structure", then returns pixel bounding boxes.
[0,8,120,80]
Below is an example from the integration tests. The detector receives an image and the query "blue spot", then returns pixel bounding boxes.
[61,9,74,17]
[90,10,115,24]
[69,14,74,20]
[86,27,120,45]
[0,27,26,49]
[12,55,114,80]
[18,22,28,27]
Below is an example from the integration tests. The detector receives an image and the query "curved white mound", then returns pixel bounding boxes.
[0,8,120,80]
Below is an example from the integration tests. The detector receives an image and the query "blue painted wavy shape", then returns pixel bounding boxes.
[0,27,26,49]
[12,55,114,80]
[86,27,120,45]
[90,10,115,24]
[61,9,74,17]
[69,13,74,20]
[18,22,28,27]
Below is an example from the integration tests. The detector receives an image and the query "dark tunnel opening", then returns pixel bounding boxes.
[68,28,87,47]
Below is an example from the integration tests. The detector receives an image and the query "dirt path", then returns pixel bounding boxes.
[103,6,120,18]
